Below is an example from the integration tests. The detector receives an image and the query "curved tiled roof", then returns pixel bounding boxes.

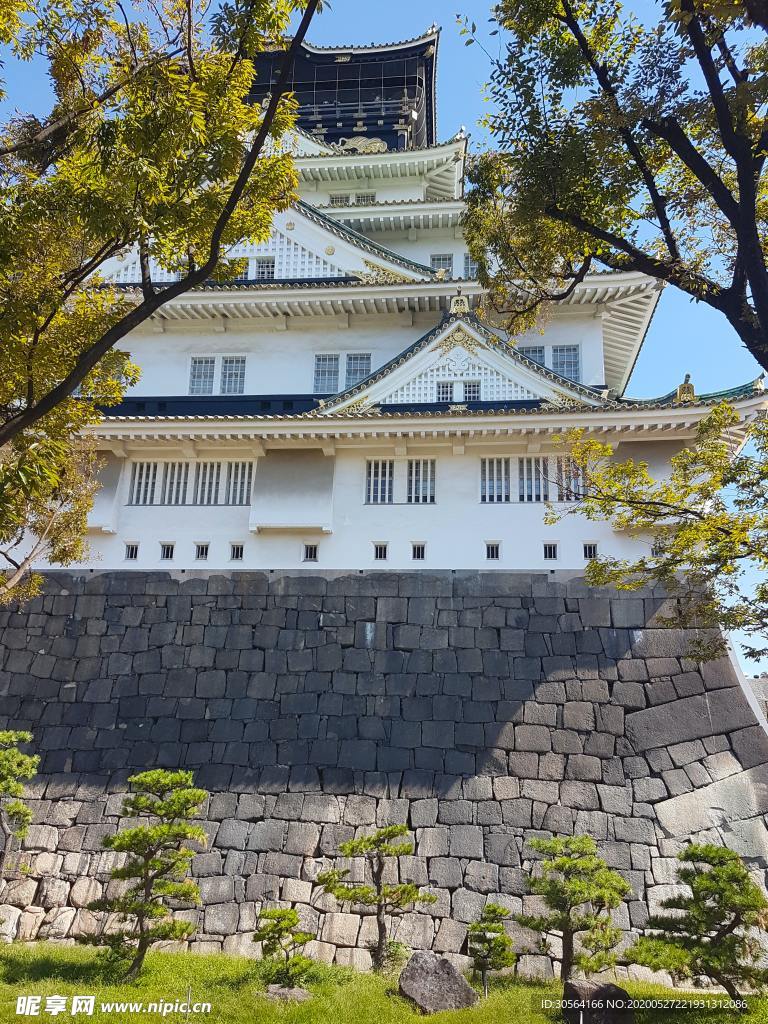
[300,27,440,54]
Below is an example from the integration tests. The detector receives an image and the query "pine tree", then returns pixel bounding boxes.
[468,903,517,997]
[253,908,315,988]
[0,730,39,879]
[82,769,207,979]
[630,844,768,1007]
[516,835,630,981]
[318,825,436,972]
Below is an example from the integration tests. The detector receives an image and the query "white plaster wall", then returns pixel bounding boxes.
[305,181,426,205]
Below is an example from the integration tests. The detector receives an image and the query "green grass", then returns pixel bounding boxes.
[0,944,766,1023]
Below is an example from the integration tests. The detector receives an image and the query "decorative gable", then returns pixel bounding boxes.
[233,227,346,280]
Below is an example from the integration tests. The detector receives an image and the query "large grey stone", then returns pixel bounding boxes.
[562,980,635,1024]
[656,763,768,835]
[626,690,754,751]
[398,951,479,1014]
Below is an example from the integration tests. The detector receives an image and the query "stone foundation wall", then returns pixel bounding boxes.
[1,571,768,977]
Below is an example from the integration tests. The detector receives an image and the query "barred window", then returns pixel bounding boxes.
[124,543,139,561]
[189,357,215,395]
[552,345,580,381]
[464,253,479,279]
[192,462,222,505]
[412,542,426,561]
[230,543,244,561]
[366,460,394,504]
[329,193,350,207]
[463,381,481,402]
[407,460,436,504]
[355,192,376,205]
[221,356,246,395]
[128,462,159,505]
[543,543,558,561]
[556,457,584,502]
[160,542,175,561]
[303,544,319,562]
[518,345,545,365]
[436,381,454,403]
[346,353,371,387]
[431,254,454,275]
[584,543,598,560]
[225,462,253,505]
[235,261,250,281]
[314,354,340,394]
[254,257,275,281]
[195,543,209,561]
[486,542,500,561]
[160,463,189,506]
[374,542,388,561]
[480,458,512,504]
[519,457,550,502]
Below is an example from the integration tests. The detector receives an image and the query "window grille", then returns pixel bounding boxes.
[552,345,580,381]
[366,460,394,504]
[583,543,598,560]
[407,460,436,504]
[124,543,139,561]
[436,381,453,403]
[230,543,244,561]
[346,353,371,387]
[464,253,479,279]
[160,463,189,506]
[355,192,376,205]
[235,262,251,281]
[196,543,209,561]
[189,357,215,395]
[192,462,222,505]
[543,543,558,561]
[412,543,426,561]
[221,356,246,395]
[314,354,340,394]
[254,257,275,281]
[463,381,481,402]
[128,462,158,505]
[486,542,500,561]
[431,254,454,275]
[651,542,664,558]
[518,457,550,502]
[374,543,388,561]
[555,457,584,502]
[480,458,512,504]
[303,544,319,562]
[225,462,253,505]
[329,193,350,207]
[386,364,537,406]
[160,543,175,561]
[518,346,545,365]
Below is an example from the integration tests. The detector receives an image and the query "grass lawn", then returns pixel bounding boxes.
[0,944,767,1023]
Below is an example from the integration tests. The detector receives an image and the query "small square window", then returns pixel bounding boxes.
[196,543,209,561]
[374,542,388,561]
[124,543,139,561]
[518,345,545,366]
[543,543,558,561]
[412,543,426,561]
[583,543,598,560]
[463,381,481,403]
[160,542,175,561]
[486,542,500,561]
[189,357,215,396]
[346,353,372,387]
[314,354,340,394]
[220,356,246,395]
[436,381,453,403]
[230,543,244,561]
[254,257,275,281]
[304,544,319,562]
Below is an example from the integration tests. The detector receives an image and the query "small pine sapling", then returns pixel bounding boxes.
[468,903,517,997]
[82,769,207,980]
[630,844,768,1008]
[253,908,314,988]
[318,824,436,972]
[0,731,39,879]
[516,835,630,981]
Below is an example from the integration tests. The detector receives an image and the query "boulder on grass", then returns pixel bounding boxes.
[398,951,479,1014]
[264,985,311,1003]
[563,980,635,1024]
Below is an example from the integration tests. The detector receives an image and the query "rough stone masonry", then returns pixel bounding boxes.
[1,570,767,979]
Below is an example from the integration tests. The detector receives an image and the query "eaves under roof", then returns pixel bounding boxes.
[300,26,440,54]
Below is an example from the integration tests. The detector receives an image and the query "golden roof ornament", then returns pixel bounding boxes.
[674,373,696,404]
[450,288,470,316]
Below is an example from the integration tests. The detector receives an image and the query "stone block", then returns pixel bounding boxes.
[322,912,360,947]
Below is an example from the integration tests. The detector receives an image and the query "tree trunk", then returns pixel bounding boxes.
[124,932,150,981]
[372,855,388,973]
[560,930,574,982]
[0,818,13,881]
[711,971,746,1013]
[482,969,488,999]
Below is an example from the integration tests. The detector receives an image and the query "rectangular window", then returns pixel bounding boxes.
[480,458,512,504]
[189,356,215,396]
[220,356,246,395]
[230,543,244,561]
[160,542,175,561]
[412,542,426,561]
[128,462,159,505]
[556,457,583,502]
[124,543,139,561]
[303,544,319,562]
[192,462,222,505]
[486,542,500,561]
[225,462,253,505]
[374,542,388,561]
[518,457,550,503]
[464,253,479,279]
[407,459,436,504]
[436,381,454,403]
[552,344,580,381]
[346,353,372,387]
[431,254,454,275]
[160,463,189,506]
[366,460,394,504]
[329,193,350,207]
[254,257,275,281]
[235,261,250,281]
[543,543,558,561]
[355,192,376,205]
[583,543,598,560]
[518,345,545,365]
[195,543,209,561]
[463,381,481,403]
[314,354,340,394]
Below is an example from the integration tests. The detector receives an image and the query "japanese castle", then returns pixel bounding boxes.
[78,26,765,573]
